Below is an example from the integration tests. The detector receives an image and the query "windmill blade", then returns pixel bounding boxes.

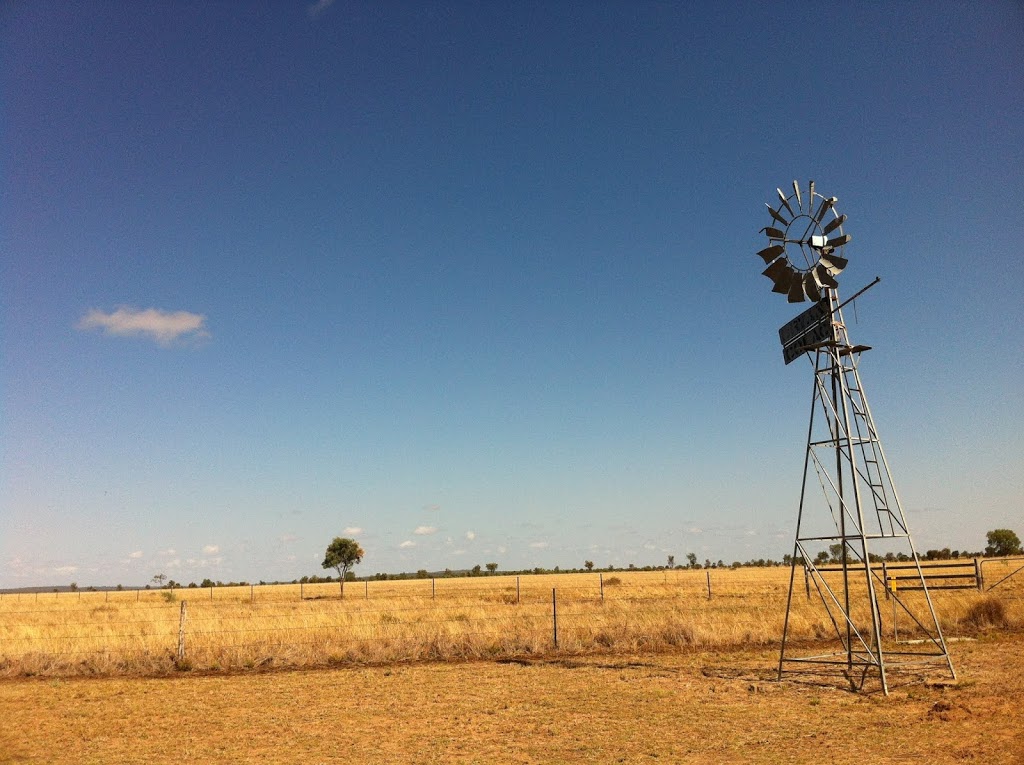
[819,253,849,274]
[826,233,851,248]
[788,275,808,303]
[822,214,847,235]
[803,272,821,302]
[777,187,795,217]
[792,180,802,211]
[764,260,796,293]
[815,263,839,288]
[766,203,790,227]
[814,196,837,223]
[757,244,785,263]
[808,180,815,210]
[762,226,786,240]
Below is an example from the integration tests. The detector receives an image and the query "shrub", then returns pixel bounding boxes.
[604,576,622,586]
[963,596,1009,629]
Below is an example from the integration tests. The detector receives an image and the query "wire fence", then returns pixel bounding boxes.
[1,566,1020,677]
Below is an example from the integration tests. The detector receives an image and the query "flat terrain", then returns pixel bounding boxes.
[2,632,1021,764]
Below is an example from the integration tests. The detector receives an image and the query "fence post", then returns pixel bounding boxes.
[706,570,712,599]
[250,584,254,602]
[804,566,810,599]
[552,588,558,649]
[210,586,214,601]
[599,573,604,602]
[365,580,368,600]
[432,578,436,600]
[975,558,983,591]
[882,561,889,600]
[516,576,520,604]
[177,601,188,662]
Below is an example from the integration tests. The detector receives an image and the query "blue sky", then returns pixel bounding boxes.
[2,1,1022,587]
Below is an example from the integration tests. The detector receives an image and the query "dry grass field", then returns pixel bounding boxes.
[1,633,1022,764]
[0,565,1020,678]
[2,565,1022,763]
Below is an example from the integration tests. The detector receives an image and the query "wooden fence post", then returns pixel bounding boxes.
[552,588,558,649]
[975,558,983,591]
[599,573,604,602]
[706,570,712,599]
[365,580,368,600]
[177,601,188,662]
[432,578,436,600]
[516,576,520,604]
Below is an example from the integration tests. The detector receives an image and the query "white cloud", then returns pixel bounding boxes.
[344,527,363,536]
[202,544,220,555]
[424,503,441,512]
[159,548,176,556]
[280,534,298,543]
[414,526,437,536]
[497,546,507,554]
[307,0,335,18]
[688,527,703,534]
[529,541,549,549]
[128,551,143,559]
[465,531,476,541]
[399,540,416,549]
[54,565,78,575]
[78,306,208,345]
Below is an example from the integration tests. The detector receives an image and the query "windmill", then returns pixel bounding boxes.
[759,180,955,694]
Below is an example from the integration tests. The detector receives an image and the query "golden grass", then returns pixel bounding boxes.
[1,566,1020,678]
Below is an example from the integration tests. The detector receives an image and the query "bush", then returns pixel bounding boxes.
[604,576,622,586]
[963,596,1009,629]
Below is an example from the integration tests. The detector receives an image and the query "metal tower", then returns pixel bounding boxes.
[776,288,956,693]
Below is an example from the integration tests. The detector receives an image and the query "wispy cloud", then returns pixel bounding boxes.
[399,540,416,549]
[128,551,144,559]
[465,531,476,541]
[54,565,79,575]
[414,526,437,536]
[344,527,363,536]
[307,0,335,18]
[77,306,208,345]
[280,534,298,544]
[202,544,220,555]
[423,503,441,512]
[529,541,549,549]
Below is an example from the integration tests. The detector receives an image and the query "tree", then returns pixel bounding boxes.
[322,537,364,597]
[985,529,1022,557]
[584,560,594,571]
[485,562,498,575]
[152,573,167,588]
[686,553,697,569]
[667,555,675,569]
[471,564,482,576]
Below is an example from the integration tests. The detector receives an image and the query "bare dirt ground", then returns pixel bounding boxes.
[2,632,1022,765]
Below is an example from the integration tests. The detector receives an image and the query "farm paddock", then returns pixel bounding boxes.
[2,631,1021,764]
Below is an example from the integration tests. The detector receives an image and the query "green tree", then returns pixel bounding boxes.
[322,537,364,597]
[686,553,697,569]
[471,564,482,576]
[485,562,498,575]
[151,573,167,588]
[667,555,675,569]
[584,560,594,571]
[985,529,1022,557]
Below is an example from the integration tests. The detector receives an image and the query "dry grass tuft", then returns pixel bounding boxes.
[962,596,1010,629]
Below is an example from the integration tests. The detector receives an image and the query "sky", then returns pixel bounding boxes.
[2,1,1022,588]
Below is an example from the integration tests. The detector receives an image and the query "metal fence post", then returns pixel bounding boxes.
[552,588,558,649]
[177,601,188,662]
